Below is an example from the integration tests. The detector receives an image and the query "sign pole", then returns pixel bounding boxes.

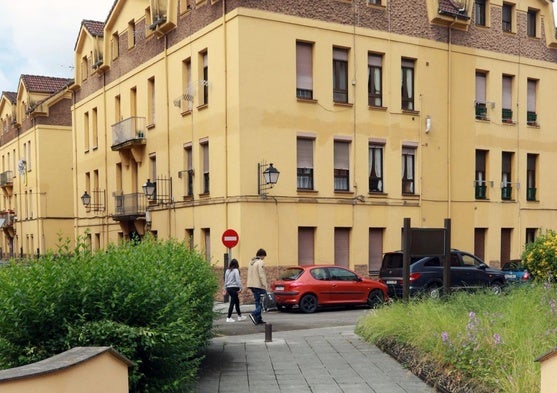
[223,252,229,303]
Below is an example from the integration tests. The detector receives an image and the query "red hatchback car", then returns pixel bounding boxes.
[271,265,389,313]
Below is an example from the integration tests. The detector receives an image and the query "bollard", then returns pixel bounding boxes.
[265,323,272,342]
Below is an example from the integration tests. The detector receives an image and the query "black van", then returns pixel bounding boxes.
[379,250,507,298]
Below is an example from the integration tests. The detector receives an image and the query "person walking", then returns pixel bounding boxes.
[247,248,268,325]
[224,259,246,322]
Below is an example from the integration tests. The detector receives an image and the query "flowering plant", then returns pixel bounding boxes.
[522,229,557,282]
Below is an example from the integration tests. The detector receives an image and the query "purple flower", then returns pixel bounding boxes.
[493,333,502,345]
[441,331,449,342]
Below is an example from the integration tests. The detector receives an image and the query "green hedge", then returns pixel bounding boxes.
[0,237,218,392]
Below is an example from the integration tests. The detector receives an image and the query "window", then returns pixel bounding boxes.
[114,95,121,122]
[128,20,136,48]
[501,151,513,200]
[185,228,194,249]
[333,47,349,103]
[182,58,193,112]
[368,54,383,107]
[84,112,90,151]
[527,79,538,125]
[296,42,313,99]
[502,75,513,122]
[527,9,537,37]
[475,150,488,199]
[185,145,193,196]
[334,228,350,268]
[145,7,153,37]
[526,154,537,201]
[475,71,487,120]
[200,51,208,106]
[130,87,137,117]
[111,32,119,60]
[81,55,88,82]
[297,138,314,190]
[474,0,486,26]
[401,58,415,111]
[202,228,210,261]
[26,141,31,171]
[201,141,209,194]
[369,144,384,192]
[502,3,513,32]
[334,140,350,191]
[298,227,315,266]
[367,0,381,4]
[149,154,157,185]
[148,77,156,125]
[92,108,98,148]
[401,147,415,194]
[525,228,537,244]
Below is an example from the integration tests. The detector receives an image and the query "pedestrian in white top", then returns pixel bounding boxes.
[224,259,246,322]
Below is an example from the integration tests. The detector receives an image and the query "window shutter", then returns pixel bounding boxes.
[334,228,350,268]
[297,138,313,168]
[333,48,348,61]
[527,80,536,112]
[502,76,512,109]
[334,141,349,170]
[296,43,313,91]
[298,228,314,266]
[368,54,382,67]
[475,73,486,104]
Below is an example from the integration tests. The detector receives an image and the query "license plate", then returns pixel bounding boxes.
[386,280,397,285]
[275,285,284,291]
[504,274,515,279]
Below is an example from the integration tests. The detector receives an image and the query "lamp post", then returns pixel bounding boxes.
[258,162,280,198]
[80,191,91,207]
[142,179,156,200]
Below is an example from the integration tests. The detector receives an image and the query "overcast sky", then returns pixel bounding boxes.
[0,0,114,92]
[1,1,557,93]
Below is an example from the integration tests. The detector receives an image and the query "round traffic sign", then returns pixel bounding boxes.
[222,229,239,248]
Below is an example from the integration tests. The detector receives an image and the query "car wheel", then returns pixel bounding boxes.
[299,294,318,313]
[367,289,385,309]
[426,284,441,299]
[490,282,503,295]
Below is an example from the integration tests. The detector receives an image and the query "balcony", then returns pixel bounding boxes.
[0,170,13,196]
[112,192,147,221]
[475,103,487,120]
[111,117,146,151]
[0,209,16,237]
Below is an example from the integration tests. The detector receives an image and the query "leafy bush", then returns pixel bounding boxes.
[523,229,557,281]
[0,237,218,392]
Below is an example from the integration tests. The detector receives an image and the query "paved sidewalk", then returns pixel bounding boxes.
[195,304,435,393]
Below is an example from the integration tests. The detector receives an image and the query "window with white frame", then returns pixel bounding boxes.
[297,138,314,190]
[475,71,487,120]
[501,151,513,200]
[401,58,415,111]
[527,79,538,125]
[368,53,383,107]
[333,47,349,103]
[296,42,313,100]
[369,143,384,192]
[502,75,513,122]
[201,141,209,194]
[475,149,488,199]
[401,147,415,194]
[526,153,537,201]
[334,140,350,191]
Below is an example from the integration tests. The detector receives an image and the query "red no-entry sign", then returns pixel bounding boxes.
[222,229,239,248]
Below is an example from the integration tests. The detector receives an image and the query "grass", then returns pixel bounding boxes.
[355,283,557,393]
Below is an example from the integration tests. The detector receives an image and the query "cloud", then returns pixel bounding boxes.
[0,0,113,91]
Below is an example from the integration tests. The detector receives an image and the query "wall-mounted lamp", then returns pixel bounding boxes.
[81,191,91,207]
[258,162,280,198]
[142,179,157,200]
[425,115,432,133]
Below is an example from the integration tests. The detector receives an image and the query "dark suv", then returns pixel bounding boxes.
[379,250,507,298]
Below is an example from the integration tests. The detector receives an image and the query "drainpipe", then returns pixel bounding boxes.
[447,19,457,220]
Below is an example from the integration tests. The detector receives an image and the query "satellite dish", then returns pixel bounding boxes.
[17,159,26,175]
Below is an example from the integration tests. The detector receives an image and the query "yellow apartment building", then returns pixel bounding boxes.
[71,0,557,275]
[0,76,74,259]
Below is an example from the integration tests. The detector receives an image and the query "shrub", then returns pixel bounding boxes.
[0,236,218,392]
[522,229,557,282]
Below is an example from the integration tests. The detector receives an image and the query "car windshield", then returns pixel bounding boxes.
[502,261,524,270]
[381,253,424,269]
[279,267,304,280]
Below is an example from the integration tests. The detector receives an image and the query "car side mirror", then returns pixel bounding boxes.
[478,263,487,270]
